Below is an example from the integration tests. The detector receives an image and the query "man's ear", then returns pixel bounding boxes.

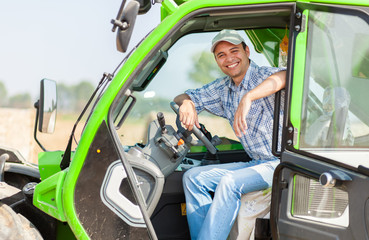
[245,45,250,58]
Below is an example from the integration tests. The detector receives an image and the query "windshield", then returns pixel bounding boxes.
[114,31,271,147]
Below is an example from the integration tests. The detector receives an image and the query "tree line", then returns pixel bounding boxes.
[0,50,221,112]
[0,81,95,112]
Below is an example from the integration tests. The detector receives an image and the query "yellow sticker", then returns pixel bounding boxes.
[181,203,187,216]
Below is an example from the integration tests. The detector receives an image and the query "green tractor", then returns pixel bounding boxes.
[1,0,369,239]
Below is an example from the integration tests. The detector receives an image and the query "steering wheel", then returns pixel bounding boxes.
[170,102,217,155]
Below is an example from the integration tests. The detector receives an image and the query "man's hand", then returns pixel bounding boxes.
[233,94,252,137]
[179,99,200,131]
[233,70,286,137]
[174,94,201,131]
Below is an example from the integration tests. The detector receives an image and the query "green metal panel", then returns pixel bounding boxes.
[56,221,77,240]
[190,143,244,153]
[38,151,75,180]
[161,0,295,20]
[162,0,369,19]
[290,10,309,149]
[246,28,289,67]
[33,170,67,222]
[38,151,63,180]
[299,0,369,7]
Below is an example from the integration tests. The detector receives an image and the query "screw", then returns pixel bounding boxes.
[295,25,301,32]
[296,12,302,19]
[287,140,293,145]
[288,127,293,133]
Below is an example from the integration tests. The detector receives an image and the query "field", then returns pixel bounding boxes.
[0,108,83,164]
[0,108,236,164]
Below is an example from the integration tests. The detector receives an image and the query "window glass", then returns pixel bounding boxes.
[300,10,369,152]
[115,31,271,147]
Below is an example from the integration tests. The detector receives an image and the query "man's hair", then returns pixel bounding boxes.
[241,42,247,50]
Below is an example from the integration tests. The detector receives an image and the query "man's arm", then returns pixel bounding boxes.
[174,94,200,131]
[233,70,286,137]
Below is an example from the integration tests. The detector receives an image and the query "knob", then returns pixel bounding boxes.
[319,172,336,188]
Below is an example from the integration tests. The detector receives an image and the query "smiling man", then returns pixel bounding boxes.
[174,29,286,239]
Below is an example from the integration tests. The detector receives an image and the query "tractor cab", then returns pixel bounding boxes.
[2,0,369,240]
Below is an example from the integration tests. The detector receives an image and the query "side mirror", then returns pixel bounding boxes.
[115,0,140,53]
[38,79,57,133]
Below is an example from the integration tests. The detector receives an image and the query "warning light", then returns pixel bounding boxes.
[177,139,185,146]
[97,149,101,153]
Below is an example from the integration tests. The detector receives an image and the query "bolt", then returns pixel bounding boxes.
[295,25,301,32]
[296,12,302,19]
[287,140,293,145]
[288,127,293,133]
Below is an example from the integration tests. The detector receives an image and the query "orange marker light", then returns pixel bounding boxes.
[177,139,184,146]
[97,149,101,153]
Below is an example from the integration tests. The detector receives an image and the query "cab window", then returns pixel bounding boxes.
[299,10,369,162]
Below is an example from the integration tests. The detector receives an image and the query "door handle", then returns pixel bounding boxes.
[319,170,352,188]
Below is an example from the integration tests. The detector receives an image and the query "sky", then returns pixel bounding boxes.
[0,0,161,98]
[0,1,271,101]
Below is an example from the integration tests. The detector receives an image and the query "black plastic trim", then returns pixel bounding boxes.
[272,90,282,157]
[270,161,320,239]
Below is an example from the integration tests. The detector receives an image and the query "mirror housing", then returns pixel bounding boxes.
[38,79,57,133]
[137,0,151,14]
[116,0,140,53]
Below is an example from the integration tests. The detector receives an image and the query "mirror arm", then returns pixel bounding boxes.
[111,0,128,32]
[33,100,47,152]
[111,19,129,31]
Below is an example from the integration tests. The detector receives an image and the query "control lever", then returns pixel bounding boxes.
[199,123,212,141]
[199,123,222,146]
[157,112,167,134]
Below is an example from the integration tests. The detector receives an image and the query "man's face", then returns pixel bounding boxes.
[214,41,250,85]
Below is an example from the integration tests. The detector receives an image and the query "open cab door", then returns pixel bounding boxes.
[272,2,369,239]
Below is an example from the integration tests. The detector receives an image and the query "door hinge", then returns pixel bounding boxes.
[287,127,298,146]
[294,10,306,33]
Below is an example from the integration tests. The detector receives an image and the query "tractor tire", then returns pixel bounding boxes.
[0,203,43,240]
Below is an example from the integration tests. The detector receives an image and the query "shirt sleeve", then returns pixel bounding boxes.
[257,66,287,112]
[250,66,286,88]
[185,78,226,118]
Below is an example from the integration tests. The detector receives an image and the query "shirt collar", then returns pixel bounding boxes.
[228,59,258,91]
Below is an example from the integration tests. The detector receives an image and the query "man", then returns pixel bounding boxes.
[174,29,286,240]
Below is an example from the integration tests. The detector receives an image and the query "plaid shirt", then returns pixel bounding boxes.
[185,60,285,160]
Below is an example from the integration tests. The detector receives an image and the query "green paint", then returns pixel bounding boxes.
[190,143,244,153]
[57,222,77,240]
[33,170,67,222]
[290,10,309,149]
[38,151,63,180]
[246,28,289,67]
[291,175,297,215]
[38,151,75,180]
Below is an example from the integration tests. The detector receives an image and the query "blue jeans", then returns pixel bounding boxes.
[182,159,279,240]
